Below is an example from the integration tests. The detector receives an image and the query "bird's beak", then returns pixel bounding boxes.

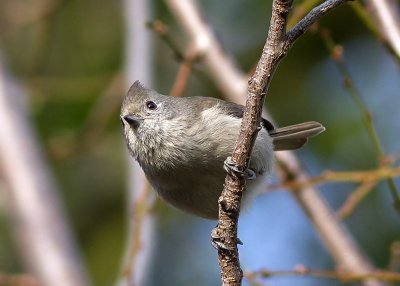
[121,114,143,128]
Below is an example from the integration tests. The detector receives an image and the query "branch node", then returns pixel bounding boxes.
[218,196,241,217]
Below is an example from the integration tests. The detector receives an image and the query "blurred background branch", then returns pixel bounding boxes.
[116,0,157,286]
[0,55,90,286]
[318,28,400,211]
[244,266,400,284]
[363,0,400,59]
[164,0,248,104]
[0,272,42,286]
[287,0,400,61]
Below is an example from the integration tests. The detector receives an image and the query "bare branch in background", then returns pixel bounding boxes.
[389,241,400,272]
[271,166,400,190]
[164,0,386,285]
[164,0,248,104]
[170,43,199,97]
[244,266,400,283]
[364,0,400,59]
[319,28,400,211]
[0,272,42,286]
[277,153,386,286]
[0,56,91,286]
[337,180,379,219]
[147,20,205,97]
[287,0,400,61]
[116,0,156,285]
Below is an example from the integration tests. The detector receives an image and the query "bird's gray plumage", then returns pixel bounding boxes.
[121,81,325,219]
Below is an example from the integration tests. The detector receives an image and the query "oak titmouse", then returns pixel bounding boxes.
[121,81,325,219]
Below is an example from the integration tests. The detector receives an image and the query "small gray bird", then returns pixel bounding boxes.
[121,81,325,219]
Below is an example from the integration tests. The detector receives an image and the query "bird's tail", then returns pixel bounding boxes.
[269,121,325,151]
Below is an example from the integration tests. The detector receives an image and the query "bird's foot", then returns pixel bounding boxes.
[224,157,245,178]
[247,169,257,180]
[211,226,243,251]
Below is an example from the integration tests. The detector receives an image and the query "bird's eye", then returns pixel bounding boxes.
[146,101,157,110]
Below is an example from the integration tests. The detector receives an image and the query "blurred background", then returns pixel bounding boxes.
[0,0,399,286]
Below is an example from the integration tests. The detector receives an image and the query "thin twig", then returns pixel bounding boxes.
[146,20,185,61]
[388,242,400,272]
[120,179,155,281]
[147,19,210,96]
[165,0,248,105]
[319,28,400,212]
[350,2,382,38]
[0,273,42,286]
[170,44,199,97]
[286,0,350,45]
[337,180,379,219]
[78,74,124,147]
[244,266,400,282]
[271,166,400,191]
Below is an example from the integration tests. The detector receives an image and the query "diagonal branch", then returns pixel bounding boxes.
[286,0,350,44]
[212,1,294,283]
[165,0,386,285]
[364,0,400,59]
[215,0,357,284]
[164,0,247,104]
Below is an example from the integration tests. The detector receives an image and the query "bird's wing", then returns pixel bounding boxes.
[200,98,324,151]
[217,100,275,131]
